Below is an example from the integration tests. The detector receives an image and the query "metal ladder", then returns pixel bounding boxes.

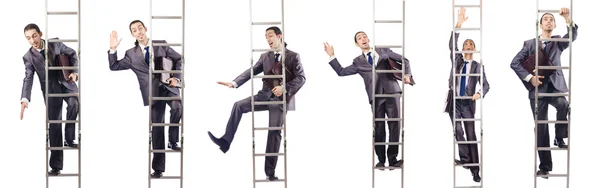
[249,0,288,187]
[533,0,573,186]
[451,1,484,188]
[148,0,185,187]
[371,0,405,187]
[44,0,81,187]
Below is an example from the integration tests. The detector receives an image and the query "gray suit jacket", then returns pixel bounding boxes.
[445,32,490,112]
[21,38,79,103]
[233,48,306,111]
[107,40,182,106]
[329,48,412,104]
[510,24,578,99]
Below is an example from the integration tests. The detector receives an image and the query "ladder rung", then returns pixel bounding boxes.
[538,9,561,13]
[456,163,480,167]
[255,178,285,182]
[151,149,181,153]
[48,120,79,124]
[455,186,481,188]
[454,5,480,8]
[537,93,568,97]
[455,141,480,144]
[537,147,567,151]
[538,38,571,42]
[374,45,402,48]
[537,173,568,177]
[254,127,284,131]
[375,70,402,73]
[48,147,78,150]
[153,70,182,74]
[255,153,284,156]
[152,43,181,47]
[151,176,181,179]
[255,75,283,79]
[375,142,402,145]
[374,20,403,23]
[152,16,183,19]
[48,66,78,70]
[47,11,78,15]
[48,39,78,43]
[252,49,277,52]
[48,93,79,97]
[375,166,401,170]
[454,96,472,100]
[538,120,568,124]
[455,118,481,122]
[152,97,182,101]
[374,94,401,98]
[254,101,284,105]
[455,28,480,31]
[538,66,569,70]
[151,123,181,127]
[375,118,401,121]
[454,50,480,54]
[455,73,481,76]
[50,173,79,177]
[252,21,282,25]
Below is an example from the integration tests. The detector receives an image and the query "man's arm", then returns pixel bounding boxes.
[58,42,79,75]
[449,31,464,63]
[285,54,306,96]
[165,47,183,81]
[108,49,132,71]
[510,41,533,82]
[21,57,35,103]
[328,56,358,76]
[479,64,490,97]
[232,57,264,88]
[386,48,412,76]
[557,23,578,51]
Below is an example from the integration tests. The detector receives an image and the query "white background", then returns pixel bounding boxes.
[0,0,596,188]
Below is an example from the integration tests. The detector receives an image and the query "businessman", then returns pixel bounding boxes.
[20,23,79,176]
[510,8,576,177]
[445,7,490,183]
[208,26,306,181]
[107,20,183,178]
[323,31,413,170]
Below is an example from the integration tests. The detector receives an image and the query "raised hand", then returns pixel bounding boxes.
[323,42,335,57]
[110,30,122,51]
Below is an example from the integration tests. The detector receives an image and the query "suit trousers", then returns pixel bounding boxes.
[448,99,479,174]
[222,93,285,177]
[529,82,569,171]
[151,85,183,172]
[43,81,79,170]
[371,96,401,164]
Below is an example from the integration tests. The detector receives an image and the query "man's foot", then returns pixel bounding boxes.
[472,172,481,182]
[151,171,163,178]
[454,159,470,170]
[208,131,230,153]
[375,162,385,171]
[554,138,568,148]
[168,142,181,150]
[48,169,61,176]
[64,140,78,148]
[267,175,279,181]
[536,170,549,179]
[389,159,403,170]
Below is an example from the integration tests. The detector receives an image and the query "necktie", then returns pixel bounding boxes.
[40,49,45,59]
[144,46,150,65]
[459,61,469,96]
[367,52,373,65]
[275,53,280,63]
[543,41,548,53]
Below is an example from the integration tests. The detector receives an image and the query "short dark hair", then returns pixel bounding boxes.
[129,20,146,46]
[354,31,366,43]
[463,39,476,49]
[24,23,41,34]
[266,26,287,47]
[539,13,555,24]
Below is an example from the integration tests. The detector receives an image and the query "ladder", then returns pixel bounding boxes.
[371,0,405,187]
[148,0,185,187]
[249,0,288,187]
[451,1,484,188]
[44,0,81,187]
[533,0,573,186]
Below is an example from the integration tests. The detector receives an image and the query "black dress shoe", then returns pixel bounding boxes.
[64,140,78,148]
[48,169,61,176]
[536,170,549,179]
[454,159,469,170]
[472,174,481,182]
[389,159,403,170]
[168,142,181,150]
[554,138,568,148]
[267,175,279,181]
[151,171,163,178]
[208,131,230,153]
[375,162,385,171]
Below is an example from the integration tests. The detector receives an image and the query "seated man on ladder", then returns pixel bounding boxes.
[208,26,306,181]
[323,31,413,170]
[21,23,80,176]
[510,8,576,177]
[107,20,183,178]
[445,7,490,183]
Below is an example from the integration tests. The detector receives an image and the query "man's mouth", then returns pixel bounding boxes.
[269,42,273,46]
[362,42,367,46]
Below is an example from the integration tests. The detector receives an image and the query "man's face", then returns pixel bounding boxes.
[130,22,147,41]
[539,14,556,31]
[355,32,370,49]
[265,30,282,49]
[462,40,475,52]
[24,29,42,49]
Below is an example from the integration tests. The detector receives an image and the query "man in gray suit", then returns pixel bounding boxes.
[208,26,306,181]
[20,23,80,176]
[445,7,490,183]
[107,20,183,178]
[510,8,576,177]
[323,31,413,170]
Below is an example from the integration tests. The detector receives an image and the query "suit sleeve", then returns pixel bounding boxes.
[232,57,264,88]
[449,31,464,64]
[510,41,531,81]
[328,57,358,76]
[58,42,79,74]
[107,50,132,71]
[165,47,183,80]
[286,54,306,96]
[21,57,35,102]
[557,24,578,51]
[386,48,412,76]
[481,65,490,97]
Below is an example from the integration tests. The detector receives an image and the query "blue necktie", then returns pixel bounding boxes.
[144,46,150,65]
[275,53,280,63]
[367,52,373,65]
[459,61,469,96]
[543,41,548,53]
[40,49,45,59]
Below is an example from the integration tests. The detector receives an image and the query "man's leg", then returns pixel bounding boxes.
[550,96,569,147]
[217,95,269,148]
[384,97,401,167]
[167,91,182,150]
[62,86,79,147]
[47,98,64,174]
[460,101,479,177]
[151,98,168,175]
[530,98,552,173]
[372,100,387,167]
[452,101,470,166]
[264,104,284,180]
